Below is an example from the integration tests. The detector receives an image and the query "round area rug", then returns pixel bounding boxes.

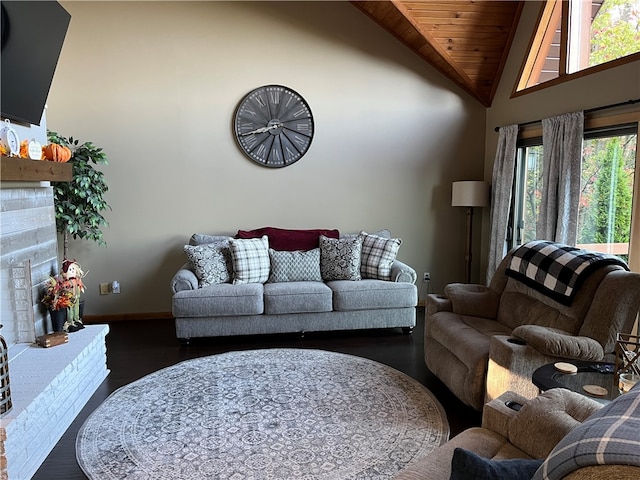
[77,348,449,479]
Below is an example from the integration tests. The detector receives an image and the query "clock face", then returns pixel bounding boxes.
[233,85,314,168]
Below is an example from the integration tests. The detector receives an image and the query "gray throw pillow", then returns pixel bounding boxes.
[268,248,322,283]
[183,242,232,287]
[189,233,233,246]
[319,234,363,281]
[230,236,270,284]
[360,231,402,281]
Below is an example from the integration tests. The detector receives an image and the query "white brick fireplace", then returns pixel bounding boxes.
[0,182,109,480]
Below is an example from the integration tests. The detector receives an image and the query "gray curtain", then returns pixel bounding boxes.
[537,112,584,244]
[487,125,518,283]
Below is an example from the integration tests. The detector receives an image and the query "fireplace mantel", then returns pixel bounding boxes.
[0,156,72,182]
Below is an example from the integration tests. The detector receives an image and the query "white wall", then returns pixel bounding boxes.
[481,0,640,279]
[46,1,486,316]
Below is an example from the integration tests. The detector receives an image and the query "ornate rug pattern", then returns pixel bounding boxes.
[77,348,449,479]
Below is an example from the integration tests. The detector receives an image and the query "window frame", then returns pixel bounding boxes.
[513,0,640,98]
[511,107,640,271]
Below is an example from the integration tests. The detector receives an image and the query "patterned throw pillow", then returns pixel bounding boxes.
[319,235,363,281]
[230,236,270,284]
[360,231,402,281]
[183,242,232,287]
[268,248,322,283]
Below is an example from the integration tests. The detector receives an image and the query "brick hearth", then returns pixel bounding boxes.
[0,325,109,480]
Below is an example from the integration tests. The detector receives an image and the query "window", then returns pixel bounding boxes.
[578,127,637,261]
[510,122,638,265]
[515,0,640,94]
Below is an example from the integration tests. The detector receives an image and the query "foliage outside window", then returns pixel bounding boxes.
[515,0,640,93]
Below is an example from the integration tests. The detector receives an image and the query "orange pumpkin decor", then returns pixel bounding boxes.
[43,143,72,162]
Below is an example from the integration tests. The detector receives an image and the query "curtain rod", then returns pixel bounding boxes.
[493,98,640,132]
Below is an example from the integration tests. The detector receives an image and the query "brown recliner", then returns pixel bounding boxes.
[424,244,640,410]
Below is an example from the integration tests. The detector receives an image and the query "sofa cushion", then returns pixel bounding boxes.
[328,279,417,311]
[429,313,512,367]
[319,234,363,281]
[236,227,339,251]
[450,448,543,480]
[264,282,333,314]
[230,236,270,284]
[172,283,264,317]
[183,242,232,287]
[359,231,402,281]
[268,248,322,283]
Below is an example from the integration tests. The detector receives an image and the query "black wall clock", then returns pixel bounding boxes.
[233,85,314,168]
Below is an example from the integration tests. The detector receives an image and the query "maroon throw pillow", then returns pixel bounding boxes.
[236,227,339,251]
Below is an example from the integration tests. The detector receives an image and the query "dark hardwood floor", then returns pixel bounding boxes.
[33,308,480,479]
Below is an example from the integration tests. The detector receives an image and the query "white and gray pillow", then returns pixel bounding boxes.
[230,236,270,284]
[268,248,322,283]
[360,231,402,281]
[319,234,363,281]
[183,241,233,287]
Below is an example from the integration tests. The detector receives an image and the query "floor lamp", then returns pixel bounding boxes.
[451,181,490,283]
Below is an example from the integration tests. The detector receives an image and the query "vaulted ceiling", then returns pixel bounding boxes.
[351,1,525,107]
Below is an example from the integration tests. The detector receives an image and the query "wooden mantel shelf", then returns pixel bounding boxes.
[1,155,72,182]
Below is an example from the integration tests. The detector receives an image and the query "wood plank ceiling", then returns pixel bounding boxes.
[351,1,524,107]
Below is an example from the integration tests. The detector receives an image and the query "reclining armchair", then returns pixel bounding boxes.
[425,240,640,410]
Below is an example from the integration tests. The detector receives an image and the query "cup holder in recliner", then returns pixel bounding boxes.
[507,337,526,345]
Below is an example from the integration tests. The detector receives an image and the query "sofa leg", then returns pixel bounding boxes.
[178,337,191,346]
[402,327,414,335]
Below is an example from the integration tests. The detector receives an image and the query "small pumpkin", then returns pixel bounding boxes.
[43,143,72,163]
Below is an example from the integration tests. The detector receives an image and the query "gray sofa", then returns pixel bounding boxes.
[170,229,418,343]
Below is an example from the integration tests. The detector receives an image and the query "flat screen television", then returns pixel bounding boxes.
[1,1,71,126]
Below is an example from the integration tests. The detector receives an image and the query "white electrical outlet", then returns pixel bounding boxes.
[423,272,431,282]
[111,281,120,294]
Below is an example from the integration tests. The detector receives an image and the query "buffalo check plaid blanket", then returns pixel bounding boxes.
[506,240,628,306]
[533,384,640,480]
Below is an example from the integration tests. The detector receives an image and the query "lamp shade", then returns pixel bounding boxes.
[451,181,490,207]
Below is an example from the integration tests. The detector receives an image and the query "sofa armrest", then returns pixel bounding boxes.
[171,263,198,293]
[512,325,604,361]
[391,259,417,284]
[443,283,500,319]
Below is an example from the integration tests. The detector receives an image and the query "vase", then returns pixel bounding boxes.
[49,308,66,332]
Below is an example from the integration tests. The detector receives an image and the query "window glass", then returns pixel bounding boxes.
[577,131,637,261]
[586,0,640,70]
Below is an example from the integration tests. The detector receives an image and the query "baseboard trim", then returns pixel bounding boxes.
[84,306,424,323]
[83,312,174,323]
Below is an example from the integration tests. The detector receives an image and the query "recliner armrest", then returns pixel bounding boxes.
[170,263,198,293]
[512,325,604,361]
[391,259,417,284]
[426,294,452,315]
[482,391,529,439]
[444,283,500,319]
[507,388,602,459]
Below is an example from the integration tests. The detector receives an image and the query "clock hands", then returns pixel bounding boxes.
[242,122,283,136]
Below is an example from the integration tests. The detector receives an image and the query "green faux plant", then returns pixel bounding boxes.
[47,131,111,260]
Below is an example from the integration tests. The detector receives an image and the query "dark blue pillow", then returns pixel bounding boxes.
[450,448,543,480]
